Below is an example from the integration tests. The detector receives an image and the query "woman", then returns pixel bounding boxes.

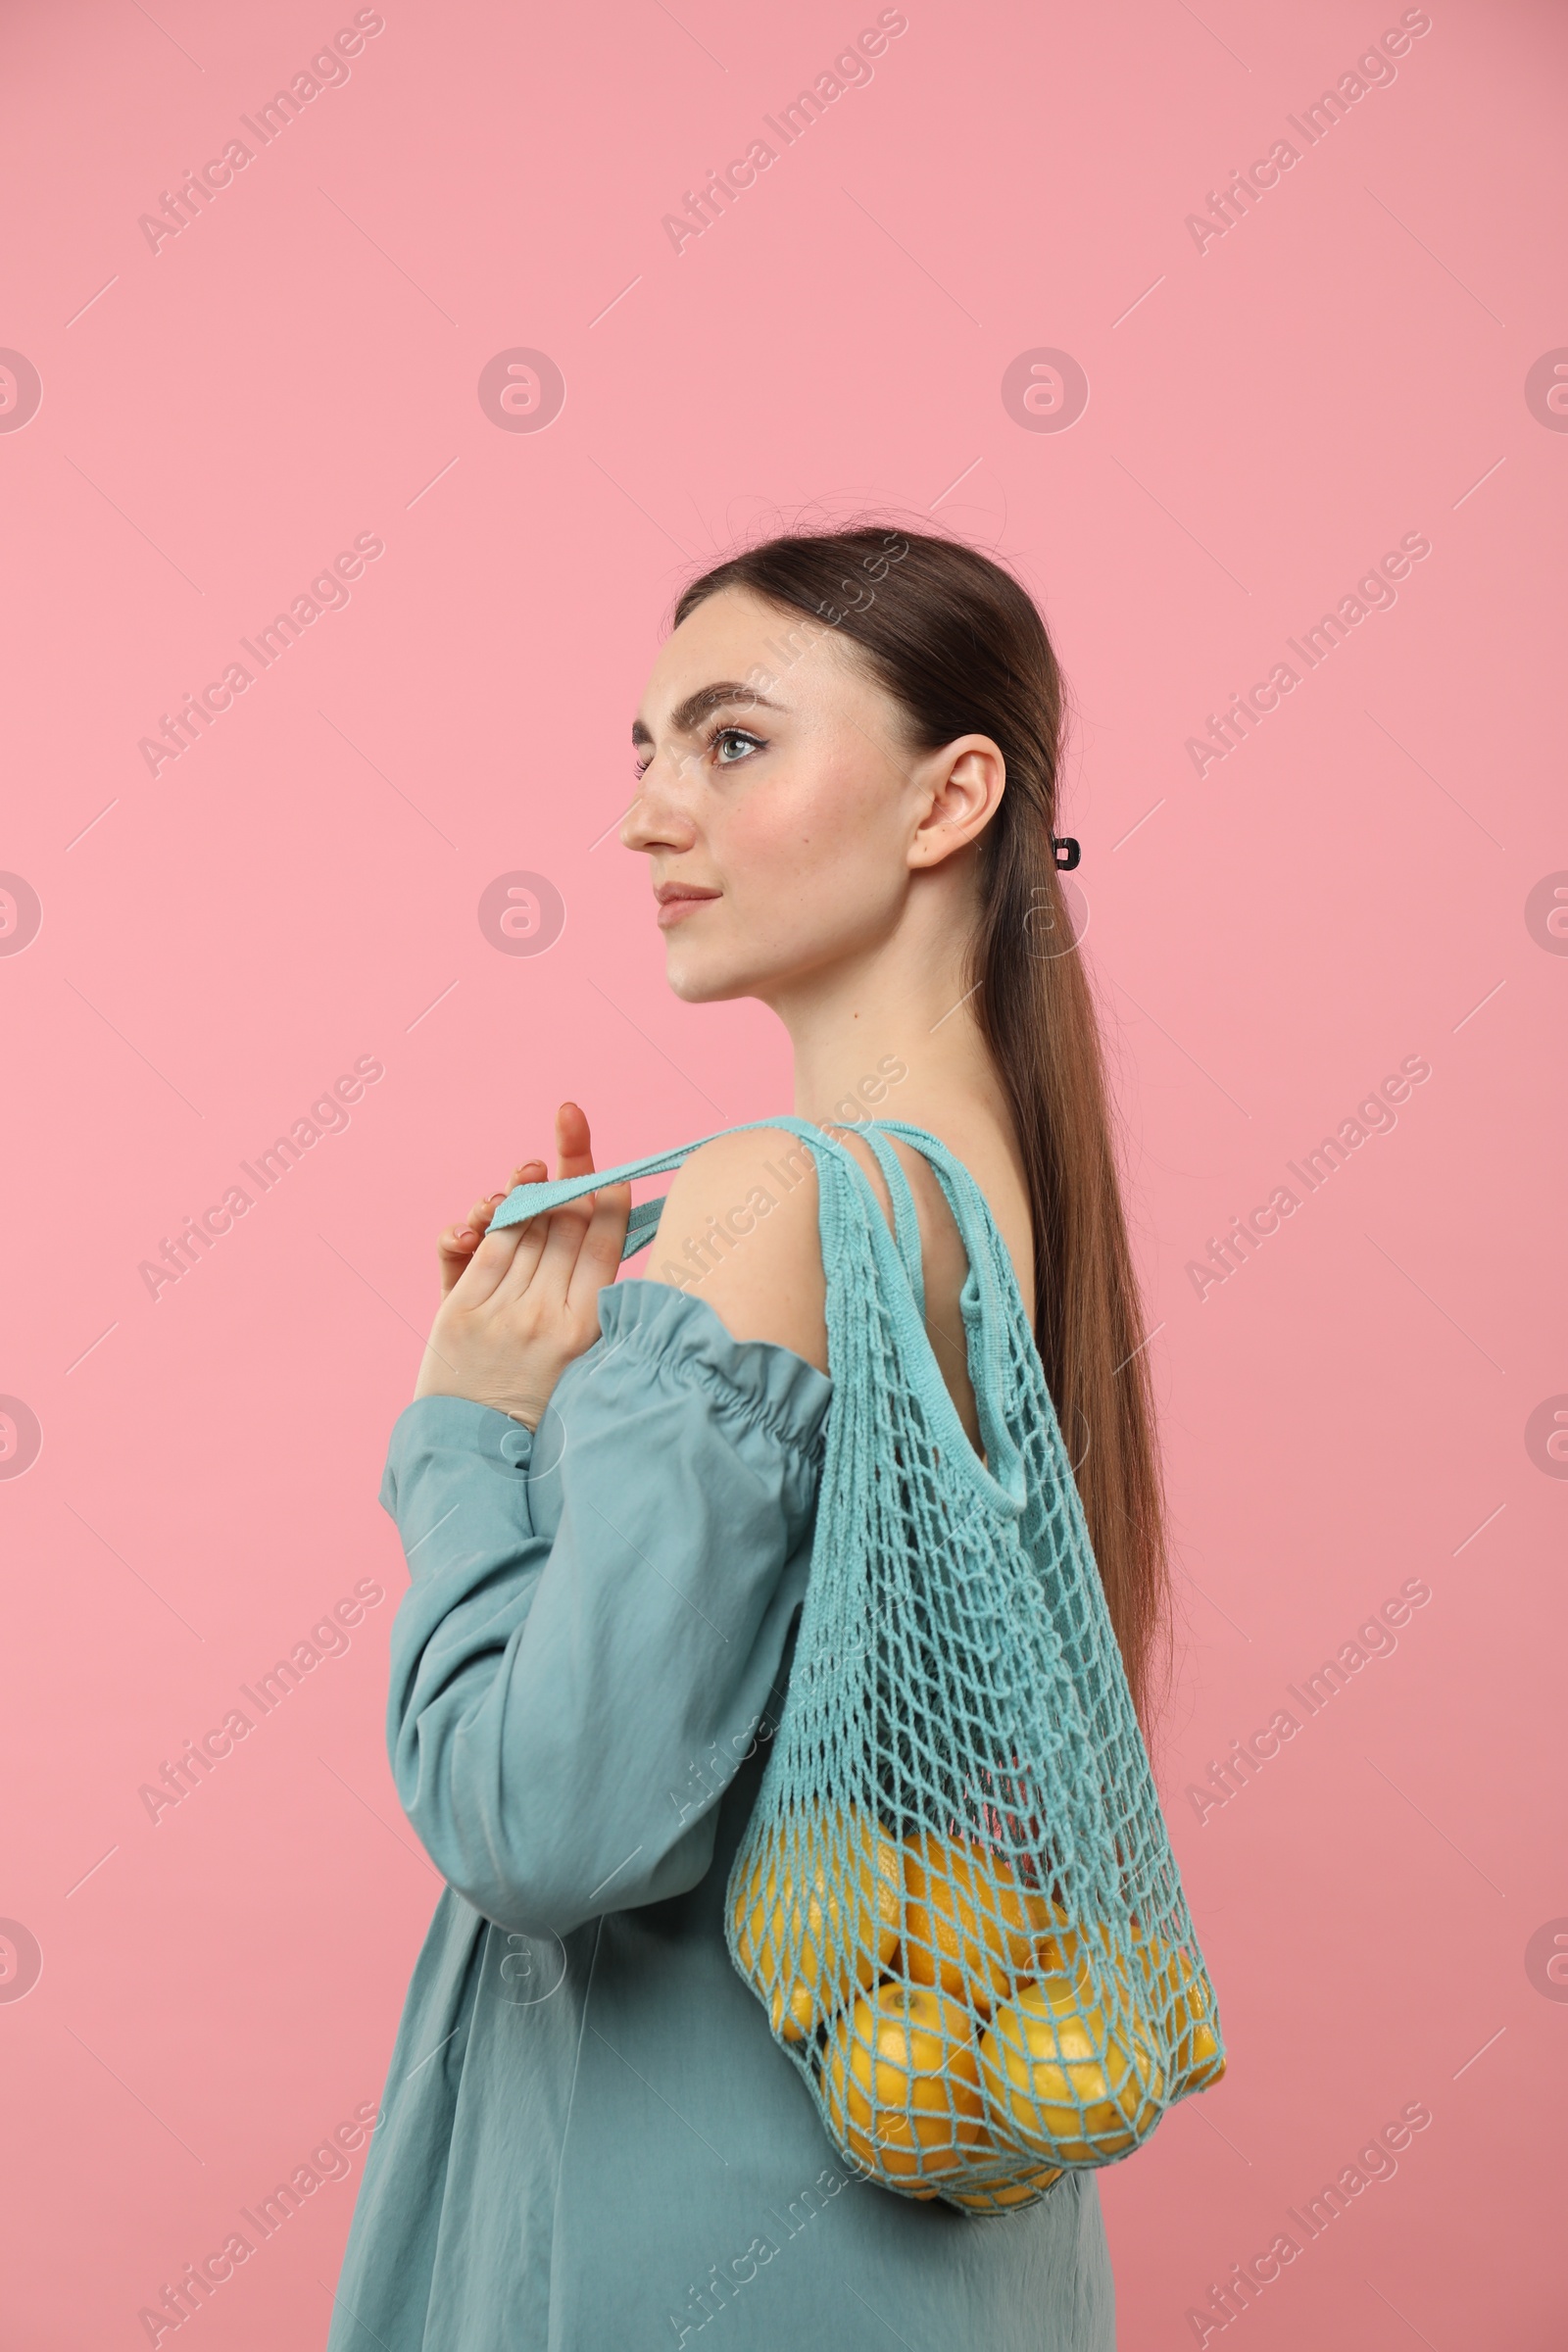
[327,527,1168,2350]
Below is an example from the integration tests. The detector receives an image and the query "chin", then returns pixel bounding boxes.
[662,944,773,1005]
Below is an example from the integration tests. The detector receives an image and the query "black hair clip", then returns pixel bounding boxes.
[1053,837,1081,871]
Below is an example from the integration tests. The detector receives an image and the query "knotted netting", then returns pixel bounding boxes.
[494,1112,1225,2214]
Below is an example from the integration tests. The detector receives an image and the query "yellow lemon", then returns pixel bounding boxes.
[1176,2014,1225,2091]
[947,2164,1064,2212]
[1033,1901,1084,1978]
[823,1982,989,2186]
[732,1813,900,2041]
[903,1833,1056,2010]
[1129,1930,1200,2020]
[1117,1931,1224,2092]
[978,1981,1164,2164]
[1042,1907,1134,1983]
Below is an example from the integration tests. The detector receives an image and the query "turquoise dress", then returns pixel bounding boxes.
[327,1279,1115,2350]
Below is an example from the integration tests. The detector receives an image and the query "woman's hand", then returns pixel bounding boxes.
[414,1102,631,1429]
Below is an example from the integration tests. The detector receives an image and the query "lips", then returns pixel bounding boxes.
[655,885,720,929]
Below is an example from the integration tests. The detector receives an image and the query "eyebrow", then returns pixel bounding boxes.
[631,681,784,749]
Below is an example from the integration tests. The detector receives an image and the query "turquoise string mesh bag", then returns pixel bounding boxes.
[494,1113,1225,2214]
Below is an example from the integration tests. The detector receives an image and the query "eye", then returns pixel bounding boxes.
[710,725,764,766]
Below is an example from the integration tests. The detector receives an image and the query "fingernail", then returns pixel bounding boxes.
[454,1227,475,1244]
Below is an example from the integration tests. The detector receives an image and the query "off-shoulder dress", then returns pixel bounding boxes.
[326,1278,1115,2351]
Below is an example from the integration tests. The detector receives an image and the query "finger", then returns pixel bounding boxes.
[438,1211,494,1297]
[437,1224,477,1296]
[459,1213,549,1303]
[567,1180,632,1312]
[470,1155,543,1231]
[504,1105,596,1301]
[555,1100,596,1182]
[470,1159,549,1245]
[482,1160,555,1275]
[495,1157,548,1208]
[437,1161,545,1295]
[488,1117,598,1309]
[496,1191,589,1310]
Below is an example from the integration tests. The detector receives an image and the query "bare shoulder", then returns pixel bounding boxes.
[641,1127,828,1372]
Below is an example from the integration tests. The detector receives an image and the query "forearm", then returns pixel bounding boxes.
[380,1295,825,1936]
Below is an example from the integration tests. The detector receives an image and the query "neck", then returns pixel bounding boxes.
[763,867,1005,1139]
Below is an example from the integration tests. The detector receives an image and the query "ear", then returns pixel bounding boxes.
[907,736,1005,870]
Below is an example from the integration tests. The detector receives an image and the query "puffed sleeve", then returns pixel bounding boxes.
[379,1280,832,1938]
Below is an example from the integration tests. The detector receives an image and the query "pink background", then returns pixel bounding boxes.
[2,1,1564,2343]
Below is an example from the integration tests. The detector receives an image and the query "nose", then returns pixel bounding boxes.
[619,751,698,856]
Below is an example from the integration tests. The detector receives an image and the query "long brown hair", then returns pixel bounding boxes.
[672,524,1172,1735]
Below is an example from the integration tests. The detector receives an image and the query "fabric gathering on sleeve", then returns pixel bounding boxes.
[380,1279,834,1940]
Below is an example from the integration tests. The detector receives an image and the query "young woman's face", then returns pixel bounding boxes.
[622,586,944,1004]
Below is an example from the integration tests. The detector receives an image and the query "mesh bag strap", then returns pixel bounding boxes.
[832,1120,1027,1509]
[488,1112,1028,1510]
[486,1116,820,1257]
[849,1124,927,1322]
